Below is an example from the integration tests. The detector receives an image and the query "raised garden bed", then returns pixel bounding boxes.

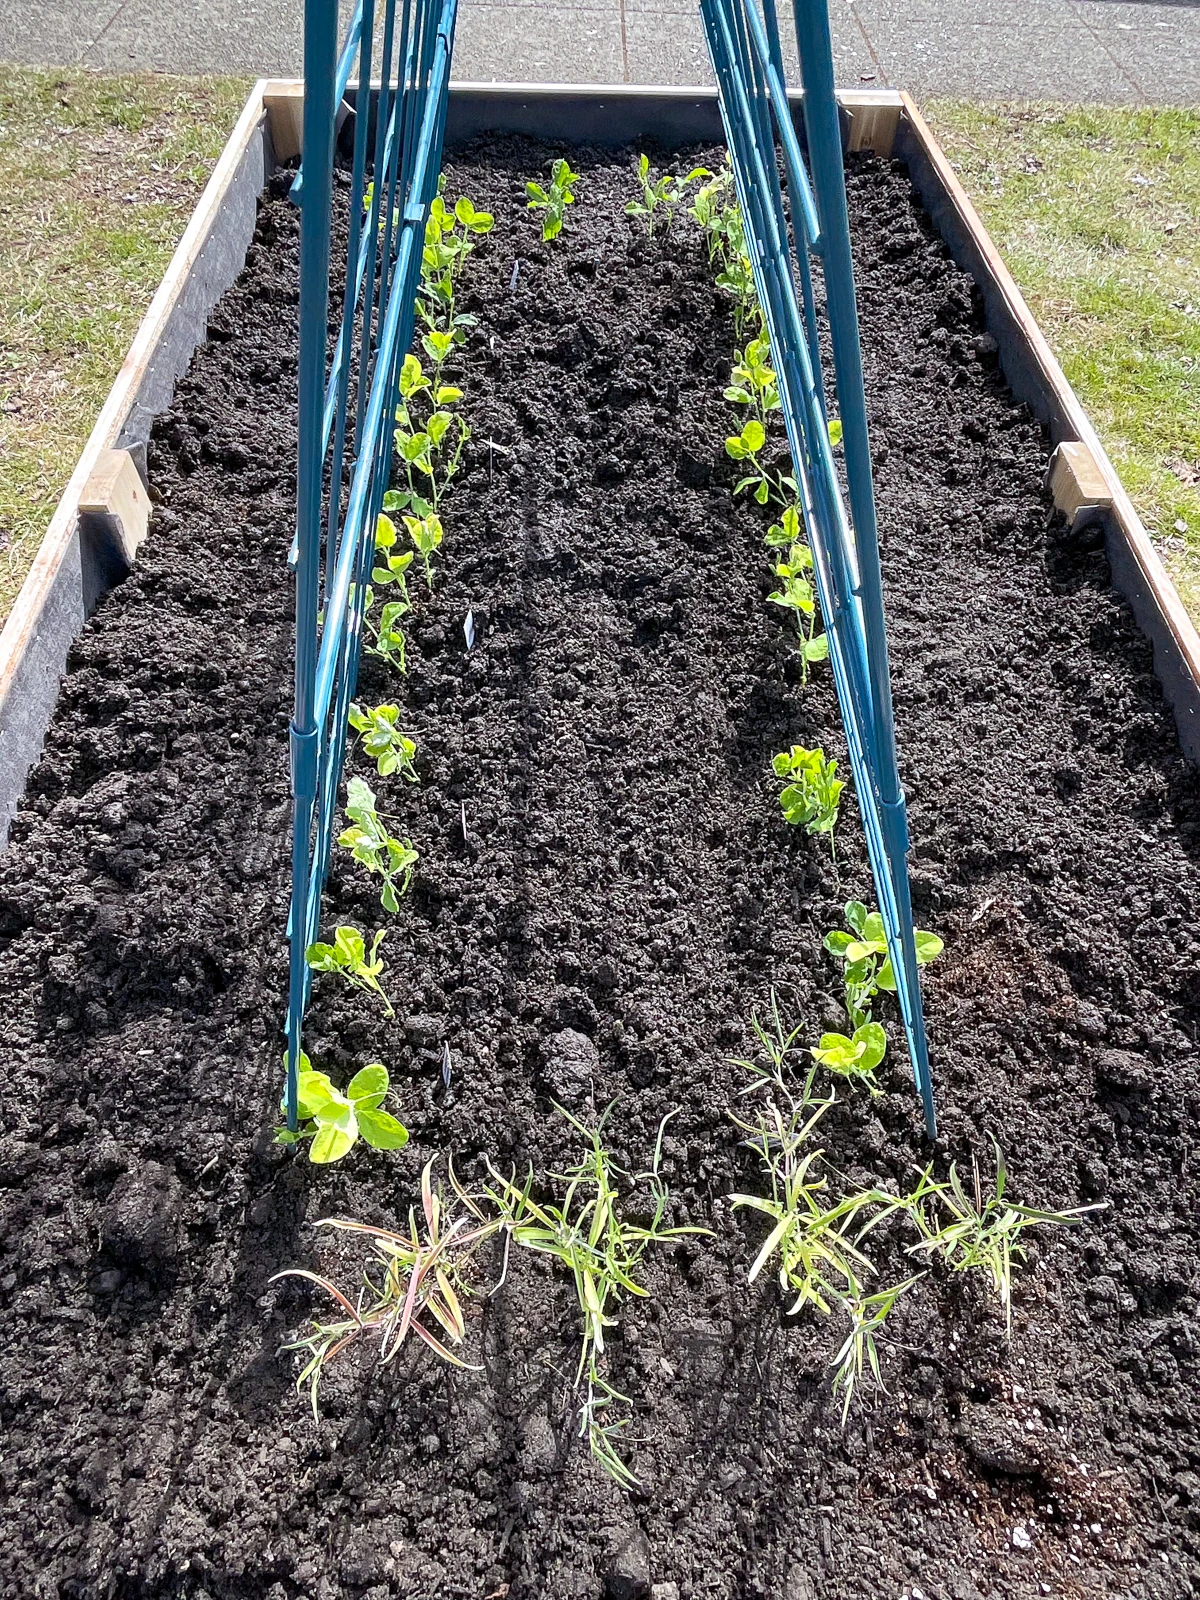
[0,84,1198,1600]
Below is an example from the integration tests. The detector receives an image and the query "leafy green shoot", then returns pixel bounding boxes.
[306,924,395,1017]
[688,167,738,264]
[338,776,418,915]
[481,1105,707,1487]
[764,511,828,680]
[725,335,780,427]
[728,993,915,1419]
[905,1141,1103,1329]
[810,1021,888,1097]
[272,1159,505,1419]
[830,1278,921,1422]
[771,744,843,849]
[824,900,944,1030]
[526,157,581,243]
[348,702,418,782]
[405,511,444,589]
[390,352,470,514]
[274,1052,409,1164]
[625,153,710,238]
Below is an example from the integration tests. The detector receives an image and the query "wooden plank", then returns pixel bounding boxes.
[897,92,1200,761]
[78,448,150,566]
[840,89,903,157]
[1048,440,1113,524]
[262,80,304,162]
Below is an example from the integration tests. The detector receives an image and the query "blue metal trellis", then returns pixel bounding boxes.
[284,0,458,1127]
[700,0,939,1136]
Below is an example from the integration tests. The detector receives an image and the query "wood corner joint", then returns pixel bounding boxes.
[78,448,150,568]
[1046,439,1114,527]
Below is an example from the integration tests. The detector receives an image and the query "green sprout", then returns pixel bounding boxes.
[348,702,418,782]
[274,1053,409,1164]
[810,1021,888,1097]
[482,1107,706,1488]
[725,335,780,428]
[728,993,917,1421]
[526,157,580,243]
[338,776,418,915]
[363,592,409,674]
[824,900,944,1030]
[404,511,444,589]
[905,1142,1102,1329]
[306,924,395,1018]
[766,532,828,680]
[771,744,843,846]
[389,353,470,515]
[272,1159,504,1419]
[688,167,737,264]
[625,153,709,238]
[729,1002,915,1418]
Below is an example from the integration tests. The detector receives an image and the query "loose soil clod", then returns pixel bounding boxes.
[0,141,1197,1599]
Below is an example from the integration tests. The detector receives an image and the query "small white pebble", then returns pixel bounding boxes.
[1090,1523,1102,1535]
[1012,1526,1033,1551]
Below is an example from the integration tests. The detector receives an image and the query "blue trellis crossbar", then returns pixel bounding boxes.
[285,0,459,1128]
[700,0,939,1135]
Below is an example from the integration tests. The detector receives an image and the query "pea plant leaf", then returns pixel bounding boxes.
[275,1054,409,1164]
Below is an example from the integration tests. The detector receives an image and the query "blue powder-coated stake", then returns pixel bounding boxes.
[700,0,938,1137]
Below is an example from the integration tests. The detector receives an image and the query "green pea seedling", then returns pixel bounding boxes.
[810,1020,888,1096]
[625,154,709,238]
[824,900,944,1029]
[526,158,580,242]
[348,703,418,781]
[688,167,737,264]
[306,924,395,1017]
[771,744,843,847]
[725,335,780,427]
[275,1052,409,1164]
[338,776,418,914]
[766,538,829,681]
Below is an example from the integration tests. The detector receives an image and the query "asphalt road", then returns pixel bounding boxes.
[1,0,1198,101]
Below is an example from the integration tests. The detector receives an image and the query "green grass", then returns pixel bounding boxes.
[0,67,251,627]
[923,102,1200,618]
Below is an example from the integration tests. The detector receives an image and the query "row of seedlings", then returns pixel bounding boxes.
[276,185,494,1164]
[628,156,1100,1416]
[277,166,698,1492]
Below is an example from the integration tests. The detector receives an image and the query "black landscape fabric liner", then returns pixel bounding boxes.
[0,138,1198,1600]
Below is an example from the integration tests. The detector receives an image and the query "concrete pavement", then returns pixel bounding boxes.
[1,0,1198,102]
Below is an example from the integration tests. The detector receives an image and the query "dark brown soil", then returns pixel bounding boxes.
[0,138,1198,1600]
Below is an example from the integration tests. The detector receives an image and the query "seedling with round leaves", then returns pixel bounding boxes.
[725,335,780,428]
[338,776,418,914]
[306,924,395,1017]
[824,900,944,1030]
[403,512,443,589]
[810,1020,888,1097]
[771,744,843,847]
[272,1159,505,1419]
[904,1141,1103,1329]
[766,536,828,681]
[348,702,418,781]
[625,153,710,238]
[274,1052,409,1164]
[688,166,738,264]
[480,1105,706,1489]
[390,353,470,516]
[362,589,410,674]
[526,157,581,243]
